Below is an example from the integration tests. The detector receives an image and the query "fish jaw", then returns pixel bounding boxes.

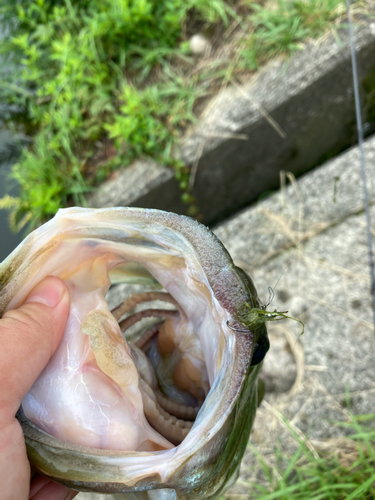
[0,207,269,498]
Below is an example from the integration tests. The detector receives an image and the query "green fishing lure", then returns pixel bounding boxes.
[238,304,305,335]
[229,287,305,336]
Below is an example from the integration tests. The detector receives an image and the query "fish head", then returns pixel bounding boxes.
[0,207,269,499]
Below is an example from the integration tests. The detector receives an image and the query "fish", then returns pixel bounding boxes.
[0,207,269,500]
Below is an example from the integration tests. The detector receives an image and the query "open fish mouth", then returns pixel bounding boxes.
[0,207,269,499]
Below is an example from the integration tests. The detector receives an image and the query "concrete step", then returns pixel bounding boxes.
[215,133,375,498]
[89,18,375,226]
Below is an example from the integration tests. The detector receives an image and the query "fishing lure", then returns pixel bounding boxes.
[227,286,304,366]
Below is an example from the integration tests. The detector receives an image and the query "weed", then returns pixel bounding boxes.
[0,0,227,229]
[0,0,348,230]
[241,0,346,69]
[225,412,375,500]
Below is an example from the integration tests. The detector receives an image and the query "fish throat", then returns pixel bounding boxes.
[110,290,208,446]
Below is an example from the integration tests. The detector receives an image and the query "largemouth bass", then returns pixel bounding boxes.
[0,207,269,500]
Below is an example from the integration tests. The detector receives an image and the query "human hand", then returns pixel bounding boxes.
[0,276,77,500]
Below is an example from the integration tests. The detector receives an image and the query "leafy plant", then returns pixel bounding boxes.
[242,0,346,69]
[224,411,375,500]
[0,0,348,231]
[0,0,230,229]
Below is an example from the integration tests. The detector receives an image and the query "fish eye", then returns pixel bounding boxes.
[250,334,270,366]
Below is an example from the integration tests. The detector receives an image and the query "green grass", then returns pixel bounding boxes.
[222,412,375,500]
[241,0,345,69]
[0,0,348,231]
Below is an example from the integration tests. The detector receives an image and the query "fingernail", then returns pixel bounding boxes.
[25,276,67,308]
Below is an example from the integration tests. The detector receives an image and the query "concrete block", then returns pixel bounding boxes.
[88,158,185,214]
[89,20,375,226]
[213,133,375,497]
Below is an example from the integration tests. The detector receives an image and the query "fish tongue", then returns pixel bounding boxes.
[81,307,174,451]
[81,308,140,400]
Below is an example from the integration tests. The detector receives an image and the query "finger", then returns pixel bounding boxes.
[0,276,70,420]
[29,474,77,500]
[29,474,49,497]
[0,419,30,500]
[29,476,77,500]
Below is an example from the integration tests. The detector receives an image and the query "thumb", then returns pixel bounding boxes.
[0,276,70,421]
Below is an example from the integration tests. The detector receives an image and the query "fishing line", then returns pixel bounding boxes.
[346,0,375,330]
[258,244,299,311]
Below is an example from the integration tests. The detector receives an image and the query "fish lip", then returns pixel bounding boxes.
[2,207,265,493]
[17,330,254,492]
